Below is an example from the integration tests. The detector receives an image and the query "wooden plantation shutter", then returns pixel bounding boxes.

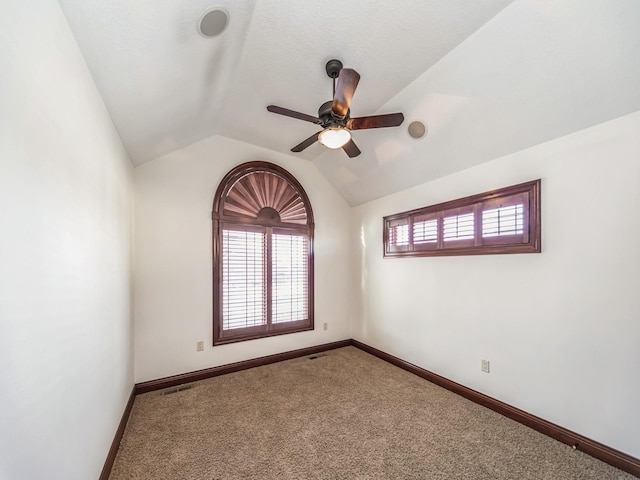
[412,211,438,252]
[272,231,309,324]
[222,227,266,330]
[480,191,529,246]
[212,162,314,345]
[442,205,475,249]
[383,180,540,257]
[384,217,411,254]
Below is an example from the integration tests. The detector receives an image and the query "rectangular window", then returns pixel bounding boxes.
[413,218,437,244]
[222,229,266,330]
[443,213,474,241]
[482,204,523,238]
[383,180,540,257]
[479,190,529,247]
[385,217,411,254]
[443,206,475,249]
[218,225,312,344]
[272,233,308,324]
[412,212,438,252]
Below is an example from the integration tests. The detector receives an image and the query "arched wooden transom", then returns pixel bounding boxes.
[214,162,312,226]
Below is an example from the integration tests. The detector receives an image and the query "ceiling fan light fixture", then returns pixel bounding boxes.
[318,127,351,149]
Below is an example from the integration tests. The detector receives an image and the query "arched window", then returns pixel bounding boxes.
[212,161,314,345]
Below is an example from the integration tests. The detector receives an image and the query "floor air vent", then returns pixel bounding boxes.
[308,353,328,360]
[162,384,193,395]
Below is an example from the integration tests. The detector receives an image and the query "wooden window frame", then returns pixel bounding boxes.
[383,180,541,258]
[212,161,314,345]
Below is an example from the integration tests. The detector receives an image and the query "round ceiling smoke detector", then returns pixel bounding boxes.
[198,8,229,38]
[408,121,427,139]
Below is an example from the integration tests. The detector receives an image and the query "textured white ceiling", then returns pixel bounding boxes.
[315,0,640,204]
[58,0,640,205]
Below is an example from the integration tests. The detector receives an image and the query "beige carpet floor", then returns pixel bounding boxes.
[110,347,636,479]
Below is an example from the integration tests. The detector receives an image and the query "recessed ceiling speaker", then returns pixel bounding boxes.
[198,8,229,38]
[408,120,427,139]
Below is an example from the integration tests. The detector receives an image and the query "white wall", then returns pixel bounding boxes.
[351,111,640,458]
[0,2,133,479]
[134,135,352,382]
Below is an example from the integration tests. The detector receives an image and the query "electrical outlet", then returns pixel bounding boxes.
[196,341,204,352]
[481,359,490,373]
[323,322,328,331]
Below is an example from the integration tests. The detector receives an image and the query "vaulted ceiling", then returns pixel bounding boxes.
[58,0,640,205]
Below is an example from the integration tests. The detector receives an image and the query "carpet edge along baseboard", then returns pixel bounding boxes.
[100,339,640,479]
[350,339,640,479]
[134,339,352,394]
[99,386,135,480]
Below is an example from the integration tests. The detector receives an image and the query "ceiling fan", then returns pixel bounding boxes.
[267,59,405,158]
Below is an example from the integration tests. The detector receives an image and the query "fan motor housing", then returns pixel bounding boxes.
[318,100,349,125]
[318,101,333,119]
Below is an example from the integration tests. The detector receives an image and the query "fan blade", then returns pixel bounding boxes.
[332,68,360,118]
[267,105,321,124]
[342,139,361,158]
[346,113,405,130]
[291,131,322,152]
